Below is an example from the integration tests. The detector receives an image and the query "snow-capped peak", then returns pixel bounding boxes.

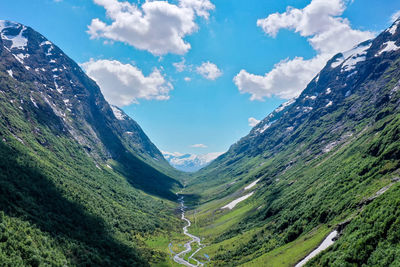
[162,151,224,172]
[0,20,28,50]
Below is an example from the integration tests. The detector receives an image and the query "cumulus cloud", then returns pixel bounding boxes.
[235,54,331,100]
[184,77,192,82]
[173,58,188,72]
[391,10,400,22]
[87,0,214,56]
[190,144,208,148]
[196,61,223,80]
[180,0,215,19]
[248,117,261,127]
[234,0,374,101]
[81,59,173,106]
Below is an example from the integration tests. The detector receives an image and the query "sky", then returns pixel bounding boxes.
[1,0,399,155]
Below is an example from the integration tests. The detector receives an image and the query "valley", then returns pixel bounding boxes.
[169,17,400,266]
[172,195,205,267]
[0,8,400,267]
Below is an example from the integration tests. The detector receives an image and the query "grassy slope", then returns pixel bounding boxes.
[0,68,185,265]
[181,51,400,266]
[184,113,400,266]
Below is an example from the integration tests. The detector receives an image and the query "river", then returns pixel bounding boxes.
[172,195,205,267]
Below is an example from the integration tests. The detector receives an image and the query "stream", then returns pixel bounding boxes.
[172,195,205,267]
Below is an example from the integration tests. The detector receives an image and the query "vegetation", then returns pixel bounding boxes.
[0,47,182,265]
[180,30,400,266]
[2,18,400,267]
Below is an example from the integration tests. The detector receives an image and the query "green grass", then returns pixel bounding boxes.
[244,226,331,267]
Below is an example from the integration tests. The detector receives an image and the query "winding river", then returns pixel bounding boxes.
[172,195,205,267]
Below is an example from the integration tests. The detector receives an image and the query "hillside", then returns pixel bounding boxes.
[181,18,400,266]
[0,20,184,266]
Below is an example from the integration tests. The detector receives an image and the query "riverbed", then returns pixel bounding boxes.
[172,195,205,267]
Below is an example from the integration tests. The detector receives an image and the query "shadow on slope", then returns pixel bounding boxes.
[0,141,146,266]
[83,80,182,200]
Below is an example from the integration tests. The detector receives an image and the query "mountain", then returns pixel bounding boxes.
[183,19,400,266]
[0,20,182,266]
[162,151,223,172]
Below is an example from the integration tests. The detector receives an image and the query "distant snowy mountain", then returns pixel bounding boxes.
[162,151,223,172]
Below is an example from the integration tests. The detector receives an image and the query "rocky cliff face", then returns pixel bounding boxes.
[198,18,400,183]
[0,20,180,198]
[0,20,167,164]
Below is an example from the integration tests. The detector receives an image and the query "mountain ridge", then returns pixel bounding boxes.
[0,19,181,198]
[162,151,223,172]
[0,19,183,266]
[181,18,400,266]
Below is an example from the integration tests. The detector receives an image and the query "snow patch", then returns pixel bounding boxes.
[305,95,317,100]
[295,231,338,267]
[110,105,126,120]
[12,53,29,64]
[326,101,333,107]
[222,192,254,210]
[387,23,398,35]
[40,40,52,46]
[275,98,296,113]
[45,45,54,56]
[54,79,63,94]
[0,23,28,50]
[30,95,38,108]
[244,179,260,190]
[6,69,13,77]
[315,74,320,83]
[376,41,400,56]
[256,120,277,134]
[331,42,371,69]
[326,88,331,94]
[342,55,366,72]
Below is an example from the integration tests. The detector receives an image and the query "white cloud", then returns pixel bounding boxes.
[196,61,223,80]
[248,117,261,127]
[81,59,173,106]
[173,58,187,72]
[184,77,192,82]
[391,10,400,23]
[234,54,330,100]
[180,0,215,19]
[235,0,374,101]
[88,0,214,56]
[190,143,207,148]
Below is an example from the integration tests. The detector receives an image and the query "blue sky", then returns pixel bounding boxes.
[1,0,399,155]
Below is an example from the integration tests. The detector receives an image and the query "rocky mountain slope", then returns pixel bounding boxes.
[0,20,180,198]
[0,20,182,266]
[183,18,400,266]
